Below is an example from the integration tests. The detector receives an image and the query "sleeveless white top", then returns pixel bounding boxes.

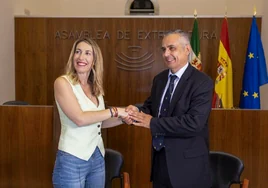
[56,75,105,161]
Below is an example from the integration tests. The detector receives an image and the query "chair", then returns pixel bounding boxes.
[105,148,130,188]
[210,151,249,188]
[2,100,30,105]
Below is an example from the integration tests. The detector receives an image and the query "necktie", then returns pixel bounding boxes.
[153,75,177,151]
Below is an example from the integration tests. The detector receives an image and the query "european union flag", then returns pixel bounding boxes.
[240,16,268,109]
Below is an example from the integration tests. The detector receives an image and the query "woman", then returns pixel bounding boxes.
[52,38,129,188]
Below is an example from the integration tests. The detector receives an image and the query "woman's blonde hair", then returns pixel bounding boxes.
[65,38,104,96]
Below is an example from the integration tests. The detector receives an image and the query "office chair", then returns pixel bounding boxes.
[2,100,30,105]
[105,148,130,188]
[210,151,249,188]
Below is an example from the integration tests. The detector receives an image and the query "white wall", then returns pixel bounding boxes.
[0,0,15,104]
[13,0,263,16]
[2,0,268,107]
[261,0,268,109]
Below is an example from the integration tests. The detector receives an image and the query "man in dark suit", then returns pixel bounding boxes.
[126,30,213,188]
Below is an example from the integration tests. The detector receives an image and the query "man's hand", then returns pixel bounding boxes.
[122,105,140,125]
[129,111,152,129]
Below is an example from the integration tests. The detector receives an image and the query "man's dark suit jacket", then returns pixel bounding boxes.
[140,64,214,188]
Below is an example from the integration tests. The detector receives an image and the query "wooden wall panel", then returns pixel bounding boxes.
[0,106,54,188]
[15,18,48,104]
[15,17,261,107]
[210,110,268,188]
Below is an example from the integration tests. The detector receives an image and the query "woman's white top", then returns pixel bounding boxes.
[56,75,105,161]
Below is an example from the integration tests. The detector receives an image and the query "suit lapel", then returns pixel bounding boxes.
[168,65,194,116]
[155,71,169,116]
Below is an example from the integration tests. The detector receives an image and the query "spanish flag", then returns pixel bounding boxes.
[212,17,233,108]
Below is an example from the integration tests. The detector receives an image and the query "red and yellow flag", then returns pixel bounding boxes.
[212,18,233,108]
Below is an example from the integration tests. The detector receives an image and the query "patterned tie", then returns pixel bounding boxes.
[153,74,177,151]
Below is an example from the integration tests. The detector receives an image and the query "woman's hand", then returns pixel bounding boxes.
[117,107,128,118]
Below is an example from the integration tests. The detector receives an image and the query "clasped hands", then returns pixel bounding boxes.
[118,105,152,129]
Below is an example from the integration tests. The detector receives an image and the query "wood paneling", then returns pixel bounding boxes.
[107,110,268,188]
[210,110,268,188]
[15,18,48,104]
[15,17,261,107]
[1,107,268,187]
[0,105,54,188]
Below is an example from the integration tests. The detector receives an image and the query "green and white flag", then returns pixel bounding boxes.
[190,18,202,70]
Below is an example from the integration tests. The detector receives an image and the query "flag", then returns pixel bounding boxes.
[239,16,268,109]
[212,17,233,108]
[190,18,202,70]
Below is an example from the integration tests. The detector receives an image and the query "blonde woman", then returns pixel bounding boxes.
[52,38,130,188]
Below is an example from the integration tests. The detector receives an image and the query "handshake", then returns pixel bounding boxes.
[113,105,152,129]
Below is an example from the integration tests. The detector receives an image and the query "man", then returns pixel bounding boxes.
[126,30,213,188]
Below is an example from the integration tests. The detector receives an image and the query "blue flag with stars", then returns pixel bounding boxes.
[240,16,268,109]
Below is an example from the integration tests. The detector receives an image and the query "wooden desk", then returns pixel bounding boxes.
[0,105,54,188]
